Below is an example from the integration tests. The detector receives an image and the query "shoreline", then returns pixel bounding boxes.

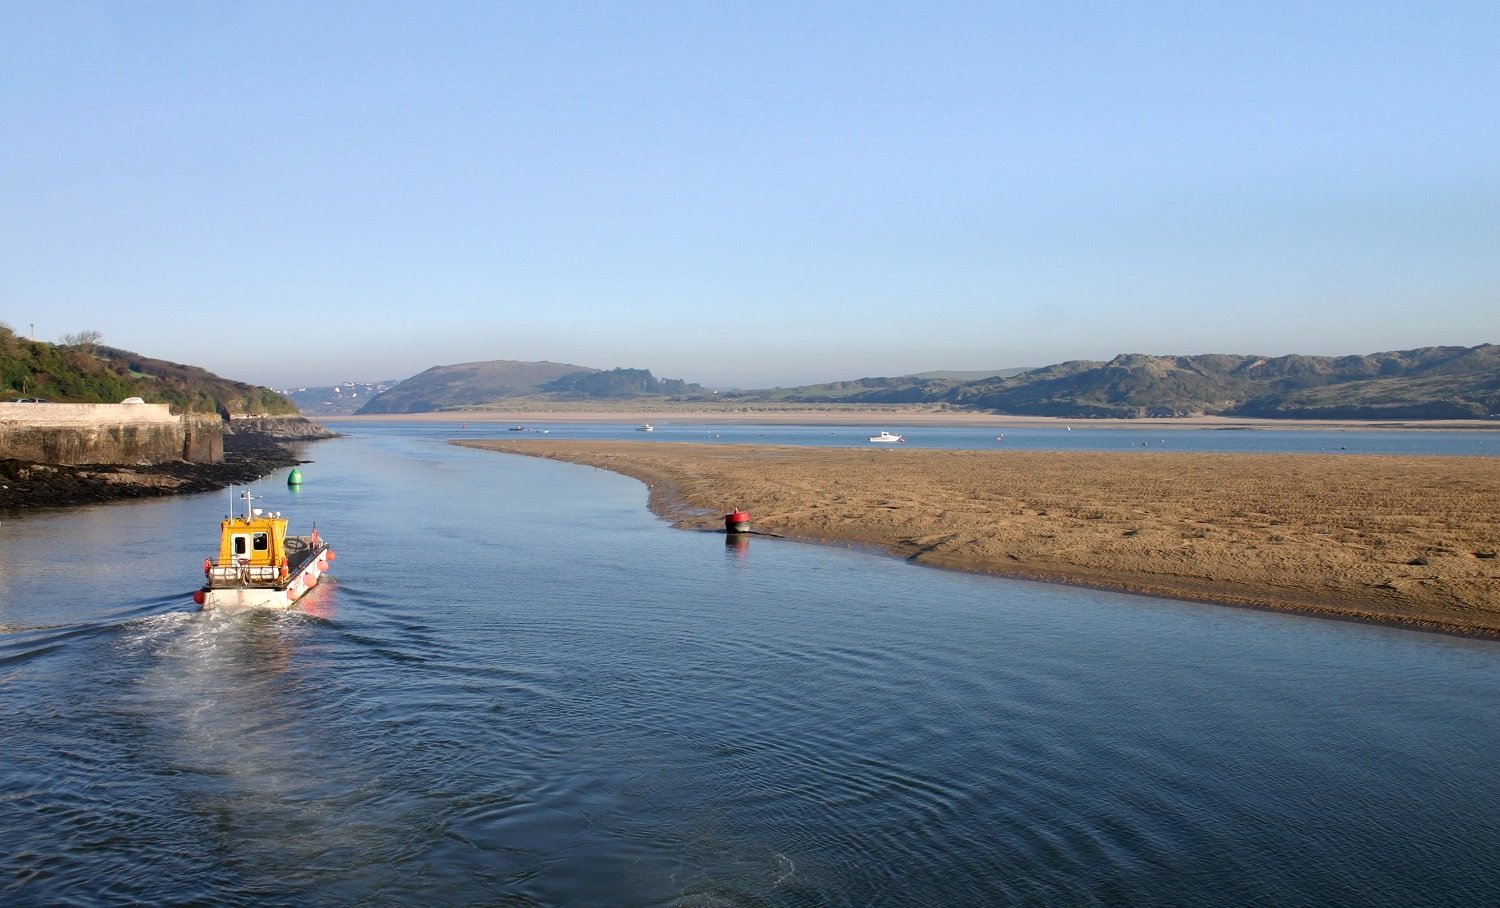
[0,433,310,512]
[458,439,1500,639]
[331,408,1500,431]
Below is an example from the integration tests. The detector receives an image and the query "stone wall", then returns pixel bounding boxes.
[184,414,225,463]
[0,402,223,465]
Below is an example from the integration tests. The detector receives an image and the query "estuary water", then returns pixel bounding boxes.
[435,420,1500,456]
[2,423,1498,906]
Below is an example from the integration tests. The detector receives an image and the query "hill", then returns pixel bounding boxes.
[346,346,1498,420]
[283,381,400,416]
[356,361,703,413]
[356,360,598,413]
[0,326,297,416]
[827,345,1500,419]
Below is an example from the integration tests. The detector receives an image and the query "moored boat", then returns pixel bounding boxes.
[637,423,654,432]
[193,490,335,609]
[869,430,905,443]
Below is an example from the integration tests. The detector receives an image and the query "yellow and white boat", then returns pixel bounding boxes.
[194,490,335,609]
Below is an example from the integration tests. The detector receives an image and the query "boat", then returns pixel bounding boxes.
[193,490,335,609]
[636,423,654,432]
[869,431,905,444]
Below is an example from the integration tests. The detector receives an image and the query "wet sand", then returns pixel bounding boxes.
[459,439,1500,638]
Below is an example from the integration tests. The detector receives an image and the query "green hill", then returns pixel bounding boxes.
[830,345,1500,419]
[356,360,593,413]
[0,326,296,416]
[341,346,1500,420]
[356,360,707,413]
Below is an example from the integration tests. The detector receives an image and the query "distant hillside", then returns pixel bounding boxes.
[826,345,1500,419]
[716,368,1033,404]
[356,360,594,413]
[540,368,701,399]
[283,381,399,416]
[907,368,1034,382]
[0,326,297,416]
[357,361,706,413]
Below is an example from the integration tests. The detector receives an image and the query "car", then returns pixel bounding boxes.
[10,397,48,403]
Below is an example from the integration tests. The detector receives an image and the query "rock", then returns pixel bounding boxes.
[0,432,308,511]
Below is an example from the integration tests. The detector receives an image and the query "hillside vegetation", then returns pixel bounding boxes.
[0,326,296,416]
[349,345,1498,420]
[760,345,1500,419]
[357,361,701,413]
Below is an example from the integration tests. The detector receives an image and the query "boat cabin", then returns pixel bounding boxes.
[209,506,292,587]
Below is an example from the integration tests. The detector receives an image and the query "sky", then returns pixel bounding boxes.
[2,1,1497,389]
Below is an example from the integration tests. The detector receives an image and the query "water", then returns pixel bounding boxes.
[376,418,1500,456]
[2,425,1498,906]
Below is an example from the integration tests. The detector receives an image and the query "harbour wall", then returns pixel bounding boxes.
[0,402,223,465]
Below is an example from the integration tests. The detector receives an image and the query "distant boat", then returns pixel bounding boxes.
[637,423,654,432]
[869,430,905,444]
[508,426,526,431]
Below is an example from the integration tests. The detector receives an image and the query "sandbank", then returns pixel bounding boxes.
[458,439,1500,638]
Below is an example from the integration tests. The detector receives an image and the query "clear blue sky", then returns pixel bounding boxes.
[3,2,1496,389]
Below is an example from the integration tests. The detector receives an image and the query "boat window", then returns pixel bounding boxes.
[253,532,269,553]
[232,535,249,556]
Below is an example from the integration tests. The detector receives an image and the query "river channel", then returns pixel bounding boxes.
[2,423,1497,906]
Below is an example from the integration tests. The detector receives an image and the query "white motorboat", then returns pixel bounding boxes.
[869,431,905,443]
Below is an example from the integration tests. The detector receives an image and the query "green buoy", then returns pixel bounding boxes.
[287,467,303,486]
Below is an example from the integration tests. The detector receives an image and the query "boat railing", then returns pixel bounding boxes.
[209,564,281,587]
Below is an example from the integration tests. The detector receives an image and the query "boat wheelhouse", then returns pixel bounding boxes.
[194,490,335,609]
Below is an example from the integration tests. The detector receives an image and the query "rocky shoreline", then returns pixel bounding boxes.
[0,425,334,512]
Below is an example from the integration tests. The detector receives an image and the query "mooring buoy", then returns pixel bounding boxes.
[287,467,303,486]
[724,509,750,533]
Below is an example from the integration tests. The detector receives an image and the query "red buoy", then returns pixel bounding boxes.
[725,509,750,533]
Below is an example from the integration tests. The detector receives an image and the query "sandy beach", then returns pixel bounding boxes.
[458,438,1500,638]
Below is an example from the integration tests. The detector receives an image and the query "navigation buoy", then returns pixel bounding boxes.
[287,467,303,486]
[725,509,750,533]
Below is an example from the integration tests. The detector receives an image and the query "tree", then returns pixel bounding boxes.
[60,329,104,354]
